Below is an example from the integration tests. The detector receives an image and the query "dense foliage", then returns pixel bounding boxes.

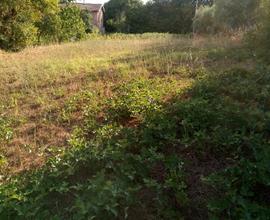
[58,5,86,42]
[104,0,144,33]
[1,0,267,50]
[193,0,259,33]
[0,0,91,51]
[0,0,43,51]
[105,0,197,34]
[104,0,261,34]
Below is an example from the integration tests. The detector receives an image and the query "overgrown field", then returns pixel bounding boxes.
[0,34,269,219]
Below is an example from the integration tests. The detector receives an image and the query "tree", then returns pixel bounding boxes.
[214,0,258,29]
[80,9,93,33]
[193,5,216,34]
[58,4,86,42]
[35,0,61,43]
[0,0,39,51]
[137,0,195,34]
[104,0,144,33]
[104,0,196,34]
[0,0,88,51]
[193,0,259,34]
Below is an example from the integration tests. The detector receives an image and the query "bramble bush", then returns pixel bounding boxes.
[193,67,270,218]
[107,78,176,121]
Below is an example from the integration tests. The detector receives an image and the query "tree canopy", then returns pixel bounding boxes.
[104,0,199,34]
[193,0,259,33]
[104,0,260,34]
[0,0,92,51]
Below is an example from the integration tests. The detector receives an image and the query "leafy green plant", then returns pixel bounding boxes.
[0,117,13,143]
[107,78,177,122]
[207,139,270,219]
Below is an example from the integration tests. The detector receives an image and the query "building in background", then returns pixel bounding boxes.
[75,1,105,33]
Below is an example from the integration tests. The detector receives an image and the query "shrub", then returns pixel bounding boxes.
[191,67,270,218]
[38,12,61,44]
[59,5,86,42]
[80,9,93,33]
[214,0,258,29]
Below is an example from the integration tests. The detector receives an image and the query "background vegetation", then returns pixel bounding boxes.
[1,0,269,56]
[193,0,259,34]
[104,0,259,34]
[104,0,212,33]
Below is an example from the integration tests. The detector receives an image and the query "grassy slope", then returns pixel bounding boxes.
[0,35,230,175]
[0,34,269,219]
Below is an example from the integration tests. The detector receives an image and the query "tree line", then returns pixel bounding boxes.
[104,0,204,34]
[1,0,270,62]
[104,0,270,62]
[104,0,258,34]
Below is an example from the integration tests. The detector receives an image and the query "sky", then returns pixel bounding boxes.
[76,0,148,4]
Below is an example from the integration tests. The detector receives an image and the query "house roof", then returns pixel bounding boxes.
[75,3,104,12]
